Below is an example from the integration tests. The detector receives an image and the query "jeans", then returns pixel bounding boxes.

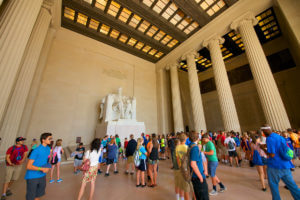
[191,177,209,200]
[267,168,300,200]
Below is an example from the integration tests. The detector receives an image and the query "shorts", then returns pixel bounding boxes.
[58,158,61,163]
[74,159,83,167]
[208,161,218,177]
[26,176,46,200]
[161,147,165,153]
[177,171,191,192]
[106,158,114,165]
[127,156,134,163]
[148,159,159,165]
[137,159,147,171]
[83,165,98,183]
[5,165,23,183]
[228,150,238,157]
[235,146,242,157]
[222,146,228,156]
[174,170,181,188]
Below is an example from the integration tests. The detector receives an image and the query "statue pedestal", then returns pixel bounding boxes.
[95,120,145,142]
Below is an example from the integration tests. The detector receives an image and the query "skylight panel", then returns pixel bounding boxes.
[177,18,191,30]
[138,20,150,33]
[143,0,155,7]
[148,49,157,55]
[142,45,151,53]
[83,0,92,4]
[199,0,225,16]
[118,8,132,23]
[135,42,144,50]
[170,10,184,25]
[167,39,178,48]
[107,1,121,17]
[89,19,99,30]
[161,35,172,44]
[153,0,169,14]
[154,30,166,41]
[155,52,164,58]
[99,24,110,35]
[95,0,107,11]
[77,13,88,25]
[162,3,178,20]
[110,29,120,39]
[129,14,142,28]
[184,22,199,34]
[119,34,128,43]
[127,38,137,46]
[64,7,75,20]
[146,25,158,37]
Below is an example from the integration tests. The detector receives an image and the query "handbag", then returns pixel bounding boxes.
[79,159,90,172]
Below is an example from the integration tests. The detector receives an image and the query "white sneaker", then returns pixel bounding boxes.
[209,189,218,196]
[219,186,227,193]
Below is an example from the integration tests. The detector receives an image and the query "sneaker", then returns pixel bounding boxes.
[1,195,6,200]
[209,189,218,196]
[97,170,102,174]
[219,186,227,193]
[130,171,134,175]
[6,190,12,196]
[262,188,267,192]
[57,179,63,183]
[49,180,55,184]
[114,170,119,174]
[105,173,109,177]
[125,171,129,175]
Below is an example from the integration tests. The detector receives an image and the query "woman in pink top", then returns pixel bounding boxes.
[250,136,267,191]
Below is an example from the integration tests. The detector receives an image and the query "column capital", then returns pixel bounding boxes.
[202,34,224,48]
[230,12,258,31]
[166,62,179,70]
[181,50,199,61]
[42,0,54,15]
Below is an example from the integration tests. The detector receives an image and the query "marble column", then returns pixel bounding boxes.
[182,51,207,133]
[168,63,184,133]
[203,35,241,132]
[0,0,43,123]
[0,5,52,154]
[231,12,291,131]
[18,27,56,138]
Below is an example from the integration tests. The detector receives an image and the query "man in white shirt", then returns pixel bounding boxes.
[224,132,239,167]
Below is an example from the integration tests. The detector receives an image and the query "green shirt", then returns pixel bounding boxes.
[204,141,218,162]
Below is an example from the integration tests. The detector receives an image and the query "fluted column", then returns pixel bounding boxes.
[168,63,184,133]
[203,35,241,132]
[0,0,43,123]
[231,12,291,131]
[0,5,52,154]
[182,51,207,133]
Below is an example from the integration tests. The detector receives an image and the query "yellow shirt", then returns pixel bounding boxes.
[290,133,300,148]
[175,144,188,167]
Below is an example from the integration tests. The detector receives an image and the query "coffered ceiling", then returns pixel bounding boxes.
[61,0,238,63]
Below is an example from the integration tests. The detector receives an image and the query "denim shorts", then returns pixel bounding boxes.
[208,161,218,177]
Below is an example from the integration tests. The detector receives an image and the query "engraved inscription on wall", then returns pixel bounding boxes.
[102,68,128,80]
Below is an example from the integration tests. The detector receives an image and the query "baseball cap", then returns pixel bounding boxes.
[16,137,26,142]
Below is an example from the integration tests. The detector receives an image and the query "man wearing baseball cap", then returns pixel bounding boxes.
[1,137,28,200]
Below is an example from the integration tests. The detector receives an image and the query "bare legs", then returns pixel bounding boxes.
[256,165,267,189]
[50,162,61,180]
[136,170,145,185]
[77,180,96,200]
[2,181,13,195]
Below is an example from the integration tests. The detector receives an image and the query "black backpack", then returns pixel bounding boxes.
[50,152,58,165]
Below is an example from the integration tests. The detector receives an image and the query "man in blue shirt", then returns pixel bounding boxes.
[25,133,52,200]
[189,131,209,200]
[262,125,300,200]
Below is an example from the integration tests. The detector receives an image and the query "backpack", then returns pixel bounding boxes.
[133,148,141,167]
[279,140,294,161]
[217,136,223,148]
[50,152,58,165]
[180,144,196,182]
[228,140,235,150]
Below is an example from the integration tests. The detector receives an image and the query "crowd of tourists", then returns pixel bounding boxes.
[1,125,300,200]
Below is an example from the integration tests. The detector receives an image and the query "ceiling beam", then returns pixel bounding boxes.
[63,0,170,53]
[113,0,187,42]
[61,18,158,63]
[223,0,239,6]
[172,0,210,27]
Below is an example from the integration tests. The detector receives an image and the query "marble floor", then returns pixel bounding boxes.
[0,158,299,200]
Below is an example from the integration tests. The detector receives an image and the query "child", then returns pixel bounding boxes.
[50,139,64,183]
[74,143,85,174]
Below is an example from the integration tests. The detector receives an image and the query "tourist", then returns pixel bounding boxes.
[189,131,209,200]
[175,133,190,200]
[136,138,147,187]
[283,131,296,169]
[148,134,160,187]
[115,134,121,161]
[232,132,242,163]
[25,133,52,200]
[160,134,166,160]
[74,142,85,174]
[124,137,128,149]
[125,134,137,175]
[77,138,102,200]
[241,133,251,161]
[250,135,267,191]
[49,139,64,183]
[261,124,300,200]
[2,137,28,200]
[202,134,226,196]
[224,132,239,167]
[288,128,300,167]
[168,133,176,169]
[216,131,227,164]
[28,139,38,158]
[105,138,118,176]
